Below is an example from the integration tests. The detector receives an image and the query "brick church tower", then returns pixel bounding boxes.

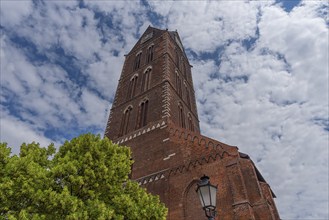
[105,26,280,220]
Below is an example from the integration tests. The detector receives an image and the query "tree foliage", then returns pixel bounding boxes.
[0,134,167,220]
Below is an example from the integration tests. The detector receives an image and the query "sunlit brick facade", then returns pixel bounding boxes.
[105,26,280,220]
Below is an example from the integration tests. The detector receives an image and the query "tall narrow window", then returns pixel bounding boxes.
[141,68,151,92]
[176,72,182,96]
[188,113,194,132]
[178,103,185,128]
[137,100,149,128]
[134,52,142,70]
[176,50,180,68]
[147,45,154,63]
[185,85,191,108]
[119,106,132,136]
[127,75,138,99]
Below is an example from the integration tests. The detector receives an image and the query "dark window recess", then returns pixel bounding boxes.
[137,100,149,128]
[119,106,132,136]
[188,114,194,131]
[147,45,154,63]
[141,69,151,92]
[176,50,180,68]
[186,86,191,108]
[134,53,142,70]
[178,103,185,128]
[176,73,182,96]
[127,76,138,99]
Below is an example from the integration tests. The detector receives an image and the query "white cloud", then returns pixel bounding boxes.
[0,0,33,27]
[0,109,58,155]
[258,2,329,105]
[190,2,328,219]
[149,1,270,52]
[79,88,108,128]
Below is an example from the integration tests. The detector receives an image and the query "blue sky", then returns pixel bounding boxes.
[0,0,328,219]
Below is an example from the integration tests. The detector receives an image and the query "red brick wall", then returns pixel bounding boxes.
[111,121,279,220]
[105,27,200,140]
[104,27,280,220]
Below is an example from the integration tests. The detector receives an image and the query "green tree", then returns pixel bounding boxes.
[0,134,167,220]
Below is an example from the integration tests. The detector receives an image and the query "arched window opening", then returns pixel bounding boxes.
[176,50,180,68]
[185,85,191,108]
[127,75,138,99]
[178,103,185,128]
[188,114,194,132]
[180,57,184,71]
[147,45,154,63]
[176,72,182,96]
[134,52,142,70]
[186,66,191,81]
[119,106,132,136]
[141,68,151,92]
[137,100,149,128]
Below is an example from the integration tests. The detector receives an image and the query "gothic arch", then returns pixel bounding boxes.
[140,97,149,103]
[143,66,153,73]
[130,73,139,80]
[127,74,138,99]
[200,138,206,148]
[173,129,180,137]
[119,105,133,136]
[192,136,199,145]
[134,51,142,70]
[183,179,204,220]
[208,141,214,149]
[141,67,152,92]
[136,98,149,129]
[216,144,222,150]
[187,133,192,141]
[187,112,194,131]
[175,70,182,96]
[123,105,133,112]
[178,102,185,128]
[146,44,155,64]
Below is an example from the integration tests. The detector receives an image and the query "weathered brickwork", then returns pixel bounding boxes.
[105,26,280,220]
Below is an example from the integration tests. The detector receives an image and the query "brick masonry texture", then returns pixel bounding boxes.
[105,26,280,220]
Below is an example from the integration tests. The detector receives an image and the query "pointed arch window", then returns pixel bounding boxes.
[185,85,191,108]
[134,52,142,70]
[178,103,185,128]
[119,106,133,136]
[147,45,154,63]
[180,57,184,72]
[182,62,186,77]
[188,113,194,132]
[176,72,182,96]
[137,100,149,128]
[127,75,138,99]
[141,68,152,92]
[176,50,180,68]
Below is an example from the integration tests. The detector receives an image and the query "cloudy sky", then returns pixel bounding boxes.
[1,0,328,219]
